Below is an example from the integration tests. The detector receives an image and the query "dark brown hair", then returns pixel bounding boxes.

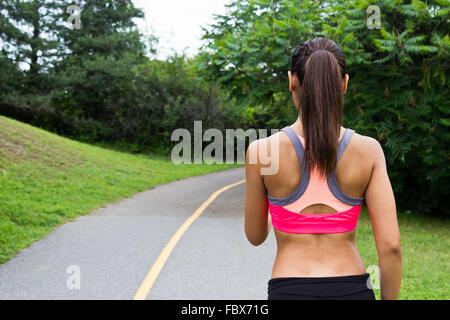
[290,37,346,178]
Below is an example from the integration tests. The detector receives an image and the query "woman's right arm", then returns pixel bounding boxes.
[364,138,402,300]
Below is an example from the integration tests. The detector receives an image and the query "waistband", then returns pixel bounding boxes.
[269,273,371,287]
[268,273,373,298]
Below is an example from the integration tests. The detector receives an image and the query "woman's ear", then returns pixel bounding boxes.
[343,74,349,94]
[288,71,296,92]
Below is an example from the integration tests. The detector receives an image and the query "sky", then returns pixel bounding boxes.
[133,0,231,60]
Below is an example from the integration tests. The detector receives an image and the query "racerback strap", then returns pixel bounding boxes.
[267,126,364,207]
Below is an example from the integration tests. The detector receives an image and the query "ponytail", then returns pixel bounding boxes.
[291,38,346,178]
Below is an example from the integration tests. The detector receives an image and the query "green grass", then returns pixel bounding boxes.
[0,116,239,264]
[357,209,450,300]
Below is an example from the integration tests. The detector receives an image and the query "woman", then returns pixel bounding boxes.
[245,37,402,300]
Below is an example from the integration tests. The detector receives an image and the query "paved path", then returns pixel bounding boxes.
[0,167,276,300]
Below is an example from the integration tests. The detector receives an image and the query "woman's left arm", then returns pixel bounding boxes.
[245,140,270,246]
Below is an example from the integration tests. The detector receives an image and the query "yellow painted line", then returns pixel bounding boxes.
[133,179,246,300]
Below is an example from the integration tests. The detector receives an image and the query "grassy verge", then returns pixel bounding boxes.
[0,116,239,264]
[357,208,449,300]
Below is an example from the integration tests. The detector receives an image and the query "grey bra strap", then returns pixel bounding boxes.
[267,126,310,206]
[281,126,306,170]
[337,129,354,163]
[327,129,365,206]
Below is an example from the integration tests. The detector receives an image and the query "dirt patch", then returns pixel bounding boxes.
[0,137,28,159]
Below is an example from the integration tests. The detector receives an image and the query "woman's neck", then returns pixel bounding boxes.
[290,118,345,139]
[291,118,305,138]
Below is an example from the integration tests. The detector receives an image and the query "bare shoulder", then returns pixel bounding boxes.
[351,132,385,165]
[246,137,268,166]
[246,131,288,162]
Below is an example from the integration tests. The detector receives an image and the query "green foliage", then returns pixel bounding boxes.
[0,0,61,93]
[197,0,450,215]
[48,0,146,141]
[0,51,22,96]
[52,52,237,151]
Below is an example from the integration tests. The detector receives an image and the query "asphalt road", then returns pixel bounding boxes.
[0,167,276,300]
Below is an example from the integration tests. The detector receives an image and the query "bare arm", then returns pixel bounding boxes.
[245,140,270,246]
[365,138,402,300]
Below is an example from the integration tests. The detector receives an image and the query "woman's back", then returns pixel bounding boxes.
[259,124,377,278]
[263,126,373,211]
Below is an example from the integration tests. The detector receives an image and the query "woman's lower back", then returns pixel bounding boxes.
[271,229,367,278]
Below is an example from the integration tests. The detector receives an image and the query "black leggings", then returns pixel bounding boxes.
[268,273,376,300]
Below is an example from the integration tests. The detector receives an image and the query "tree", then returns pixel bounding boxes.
[0,0,61,93]
[50,0,147,139]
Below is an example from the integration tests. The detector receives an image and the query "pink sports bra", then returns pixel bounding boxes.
[267,126,365,234]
